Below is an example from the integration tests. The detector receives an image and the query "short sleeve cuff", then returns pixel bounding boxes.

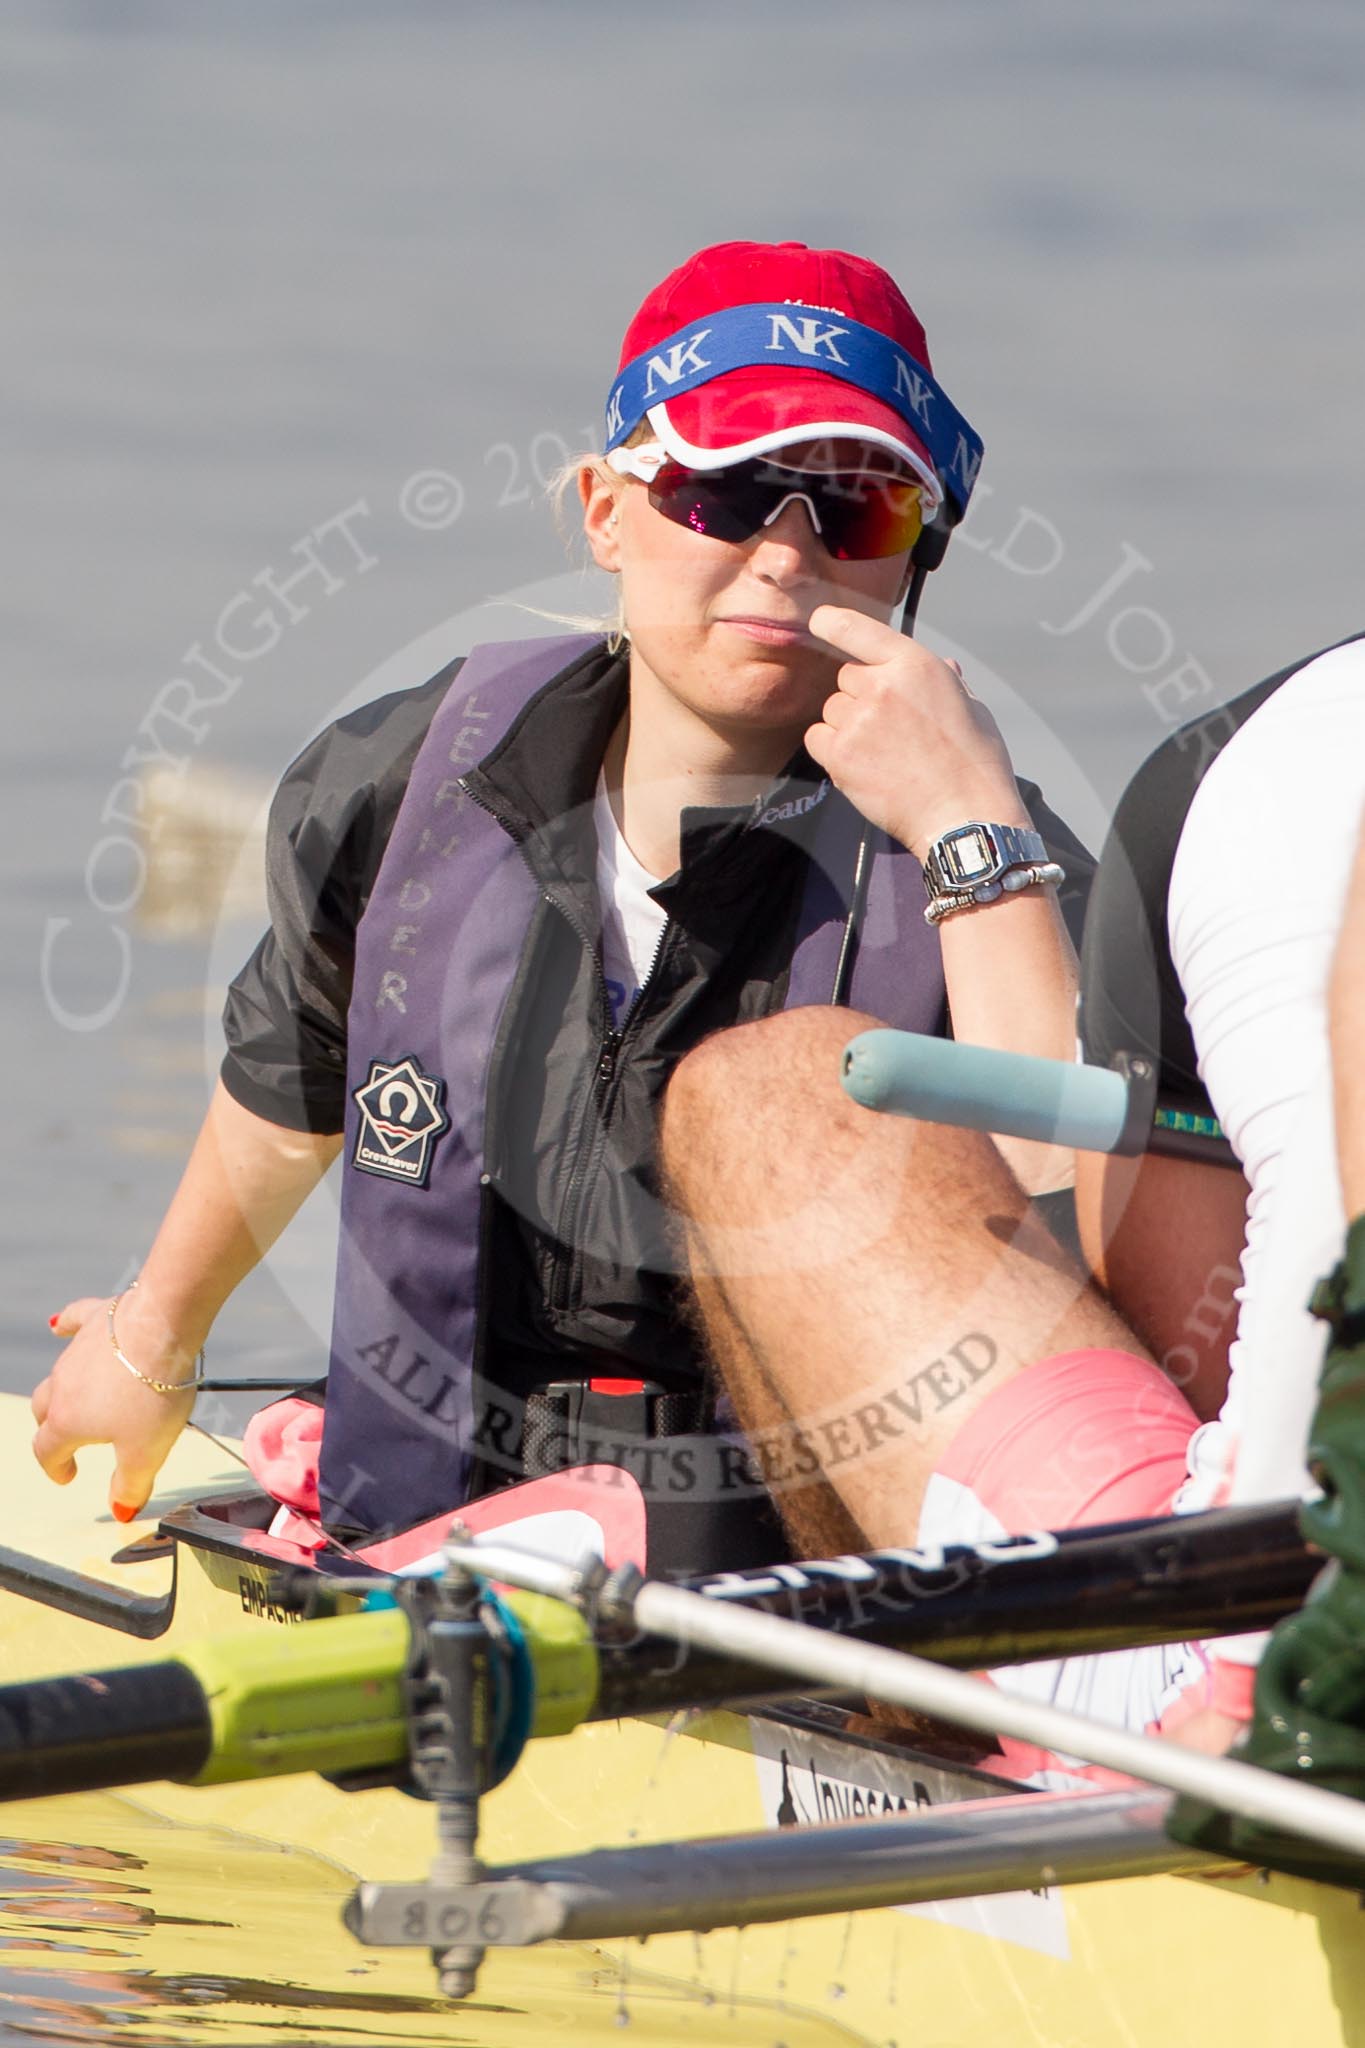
[219,1051,346,1136]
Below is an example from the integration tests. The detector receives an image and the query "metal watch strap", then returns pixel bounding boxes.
[921,822,1050,905]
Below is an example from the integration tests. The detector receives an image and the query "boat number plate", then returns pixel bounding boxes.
[346,1878,563,1949]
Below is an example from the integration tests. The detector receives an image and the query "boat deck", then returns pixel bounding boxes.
[1,1394,1363,2045]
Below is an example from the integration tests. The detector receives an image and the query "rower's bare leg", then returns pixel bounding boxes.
[679,1276,867,1557]
[661,1007,1148,1548]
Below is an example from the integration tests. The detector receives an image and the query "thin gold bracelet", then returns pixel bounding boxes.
[107,1281,207,1397]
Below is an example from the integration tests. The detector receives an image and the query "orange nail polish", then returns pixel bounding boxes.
[112,1502,138,1524]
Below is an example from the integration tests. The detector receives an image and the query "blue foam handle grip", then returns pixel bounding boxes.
[840,1030,1131,1153]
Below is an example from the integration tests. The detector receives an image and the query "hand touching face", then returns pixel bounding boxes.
[804,606,1024,858]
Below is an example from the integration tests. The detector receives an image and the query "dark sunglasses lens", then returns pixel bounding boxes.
[647,466,762,544]
[647,462,925,560]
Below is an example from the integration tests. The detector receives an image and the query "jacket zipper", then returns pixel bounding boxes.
[459,774,666,1318]
[546,908,674,1314]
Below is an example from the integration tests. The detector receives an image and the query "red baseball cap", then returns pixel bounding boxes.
[612,240,942,501]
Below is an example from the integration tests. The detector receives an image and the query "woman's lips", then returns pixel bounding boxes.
[718,615,812,646]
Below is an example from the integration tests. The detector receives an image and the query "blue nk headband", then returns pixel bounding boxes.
[604,302,984,523]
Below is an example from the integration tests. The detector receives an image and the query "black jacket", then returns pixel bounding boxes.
[223,643,1095,1411]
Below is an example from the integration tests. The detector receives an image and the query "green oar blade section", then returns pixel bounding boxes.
[0,1588,600,1798]
[182,1608,412,1785]
[510,1590,600,1739]
[183,1594,598,1785]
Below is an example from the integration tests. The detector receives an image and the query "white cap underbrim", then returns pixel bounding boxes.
[647,402,943,509]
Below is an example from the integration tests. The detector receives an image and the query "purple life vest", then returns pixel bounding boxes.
[318,635,944,1535]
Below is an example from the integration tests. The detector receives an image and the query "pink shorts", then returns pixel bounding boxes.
[918,1349,1235,1783]
[930,1346,1197,1532]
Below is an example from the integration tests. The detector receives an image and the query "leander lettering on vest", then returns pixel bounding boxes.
[754,781,830,829]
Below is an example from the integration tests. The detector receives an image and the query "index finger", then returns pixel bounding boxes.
[808,603,905,666]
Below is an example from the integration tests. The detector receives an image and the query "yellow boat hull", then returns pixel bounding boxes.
[1,1398,1362,2045]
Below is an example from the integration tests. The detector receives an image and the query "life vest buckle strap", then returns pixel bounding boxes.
[523,1378,704,1477]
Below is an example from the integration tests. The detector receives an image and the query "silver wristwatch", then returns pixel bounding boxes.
[921,821,1053,918]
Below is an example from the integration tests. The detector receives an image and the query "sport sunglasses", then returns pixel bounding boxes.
[606,444,934,561]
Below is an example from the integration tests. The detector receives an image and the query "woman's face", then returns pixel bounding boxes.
[580,439,914,756]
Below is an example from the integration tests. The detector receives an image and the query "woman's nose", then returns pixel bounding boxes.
[749,494,824,574]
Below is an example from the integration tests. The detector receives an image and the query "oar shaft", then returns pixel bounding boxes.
[480,1789,1207,1942]
[0,1595,599,1802]
[628,1579,1365,1866]
[0,1611,413,1802]
[591,1502,1315,1719]
[196,1378,316,1393]
[0,1664,210,1798]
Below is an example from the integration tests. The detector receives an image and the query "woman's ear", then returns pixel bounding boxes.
[580,462,622,572]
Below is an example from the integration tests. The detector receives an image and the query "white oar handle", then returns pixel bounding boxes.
[841,1031,1149,1154]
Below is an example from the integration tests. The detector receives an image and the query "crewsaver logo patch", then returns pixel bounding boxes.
[351,1055,450,1188]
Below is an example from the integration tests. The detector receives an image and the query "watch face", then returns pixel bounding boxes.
[947,825,994,881]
